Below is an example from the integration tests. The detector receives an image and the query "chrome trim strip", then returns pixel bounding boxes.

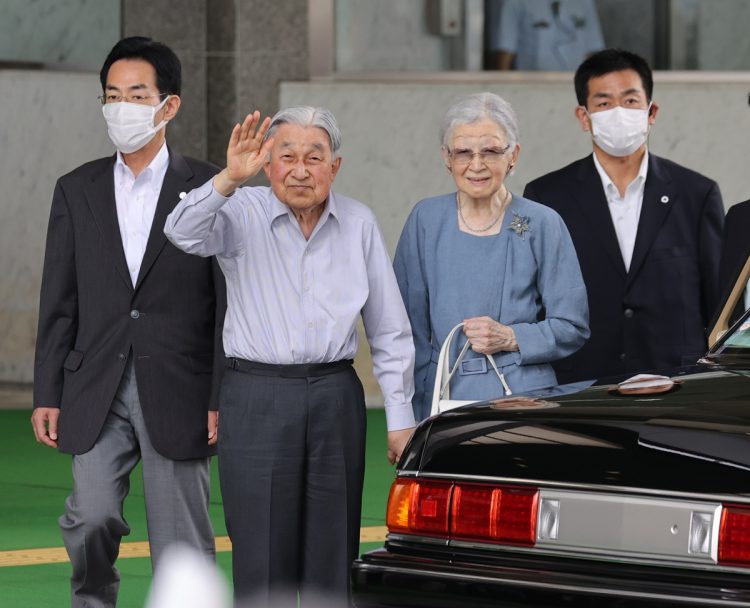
[396,469,420,478]
[355,562,750,606]
[406,471,750,504]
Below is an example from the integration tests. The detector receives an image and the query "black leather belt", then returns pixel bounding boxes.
[225,357,353,378]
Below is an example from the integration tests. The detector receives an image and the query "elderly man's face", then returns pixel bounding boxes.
[263,124,341,211]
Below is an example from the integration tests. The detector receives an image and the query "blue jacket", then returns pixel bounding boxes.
[394,192,590,420]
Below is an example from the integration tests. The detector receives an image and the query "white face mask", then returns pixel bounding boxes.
[102,96,170,154]
[586,104,651,157]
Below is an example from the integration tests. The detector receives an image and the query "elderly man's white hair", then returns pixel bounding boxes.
[265,105,342,157]
[440,92,519,150]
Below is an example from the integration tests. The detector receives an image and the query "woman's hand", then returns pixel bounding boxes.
[214,110,275,196]
[463,316,518,355]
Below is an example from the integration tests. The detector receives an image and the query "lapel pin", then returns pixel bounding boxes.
[660,195,669,204]
[179,191,187,200]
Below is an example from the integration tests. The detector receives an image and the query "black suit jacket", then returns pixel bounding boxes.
[34,150,225,459]
[717,199,750,324]
[524,153,724,383]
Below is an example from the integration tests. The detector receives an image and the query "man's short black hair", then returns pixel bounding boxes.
[100,36,181,96]
[574,48,653,107]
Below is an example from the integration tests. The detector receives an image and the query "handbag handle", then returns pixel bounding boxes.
[431,322,512,414]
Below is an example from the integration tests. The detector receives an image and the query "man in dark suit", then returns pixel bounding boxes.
[524,48,724,383]
[31,37,224,607]
[717,199,750,324]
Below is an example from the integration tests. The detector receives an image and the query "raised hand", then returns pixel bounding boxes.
[214,111,275,196]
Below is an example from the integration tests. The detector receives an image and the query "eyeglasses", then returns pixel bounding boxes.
[97,93,168,105]
[447,144,511,166]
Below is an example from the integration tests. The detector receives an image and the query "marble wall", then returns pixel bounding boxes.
[0,0,119,70]
[0,71,112,382]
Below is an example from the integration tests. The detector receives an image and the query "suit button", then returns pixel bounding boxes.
[130,309,140,319]
[619,353,627,361]
[118,353,126,361]
[624,308,634,318]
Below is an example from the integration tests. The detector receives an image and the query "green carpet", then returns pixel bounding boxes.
[0,409,394,607]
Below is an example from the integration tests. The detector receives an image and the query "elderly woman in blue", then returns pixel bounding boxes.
[394,92,590,421]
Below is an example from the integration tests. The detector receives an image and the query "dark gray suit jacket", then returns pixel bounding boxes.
[34,150,225,459]
[524,153,724,383]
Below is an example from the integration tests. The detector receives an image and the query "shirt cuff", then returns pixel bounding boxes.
[384,402,416,432]
[186,179,230,213]
[510,322,548,366]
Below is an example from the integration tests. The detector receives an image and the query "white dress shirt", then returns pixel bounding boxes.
[114,143,169,285]
[164,179,416,431]
[593,150,649,272]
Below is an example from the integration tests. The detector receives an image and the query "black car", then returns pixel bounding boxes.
[352,275,750,607]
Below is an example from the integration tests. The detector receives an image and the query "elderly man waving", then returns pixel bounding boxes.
[164,107,416,607]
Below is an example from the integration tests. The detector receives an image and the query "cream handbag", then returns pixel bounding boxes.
[430,322,512,417]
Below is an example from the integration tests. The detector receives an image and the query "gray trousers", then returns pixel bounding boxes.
[219,360,366,608]
[59,358,215,608]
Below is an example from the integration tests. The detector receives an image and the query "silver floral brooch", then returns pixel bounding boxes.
[509,213,531,239]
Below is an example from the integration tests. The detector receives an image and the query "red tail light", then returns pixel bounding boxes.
[495,486,539,545]
[451,484,496,540]
[452,483,539,546]
[386,478,539,546]
[385,478,415,533]
[386,479,452,536]
[411,481,452,535]
[719,505,750,566]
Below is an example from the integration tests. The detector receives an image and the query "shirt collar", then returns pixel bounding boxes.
[115,141,170,186]
[268,188,338,225]
[592,149,649,195]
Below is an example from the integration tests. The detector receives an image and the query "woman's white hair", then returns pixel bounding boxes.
[440,92,519,149]
[265,105,342,157]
